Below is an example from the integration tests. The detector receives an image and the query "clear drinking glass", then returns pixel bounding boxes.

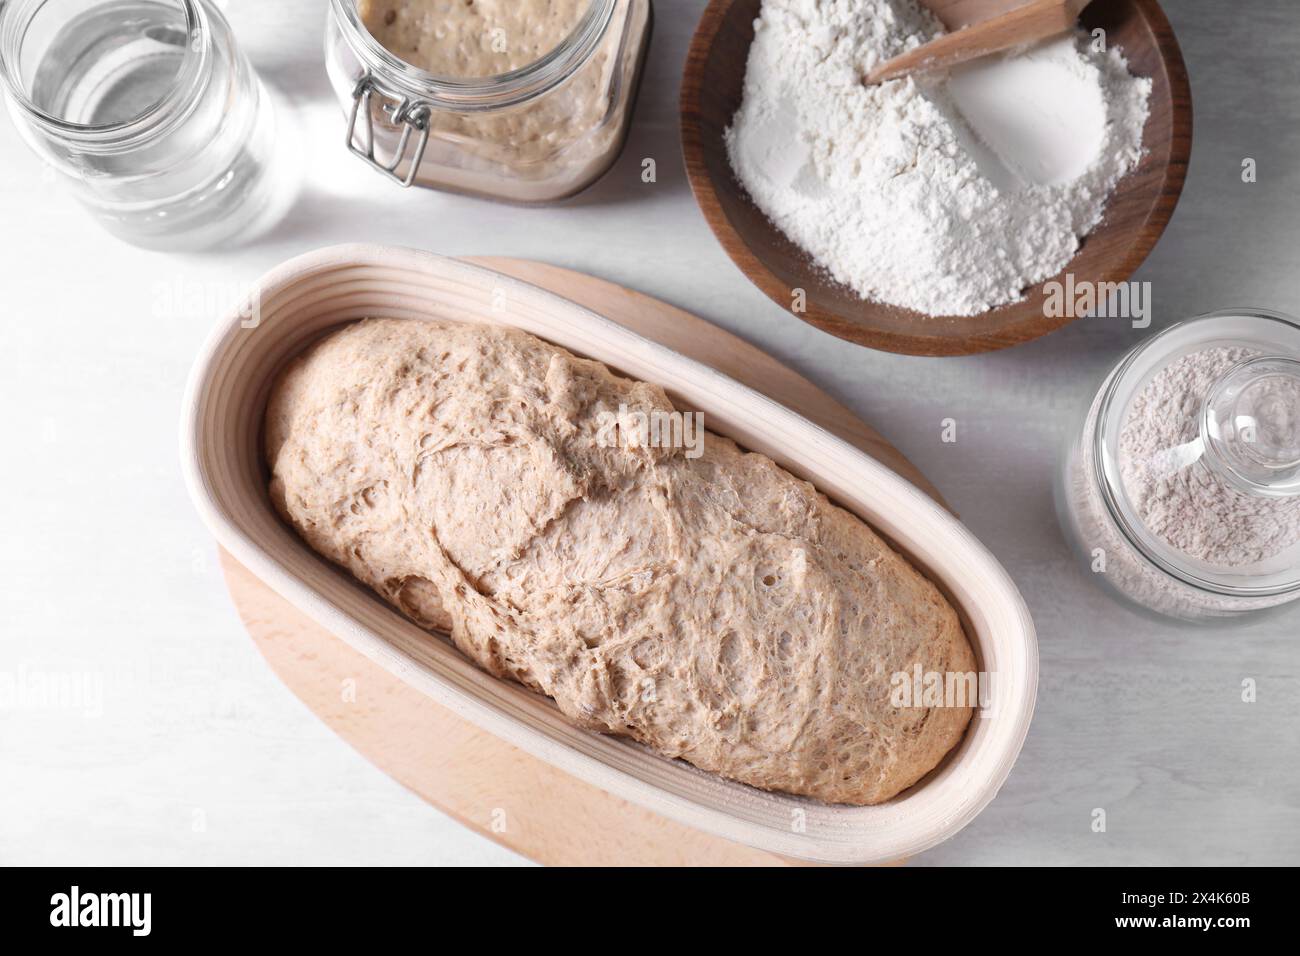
[0,0,287,249]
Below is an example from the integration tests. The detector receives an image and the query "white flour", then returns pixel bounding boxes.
[724,0,1152,317]
[1119,347,1300,567]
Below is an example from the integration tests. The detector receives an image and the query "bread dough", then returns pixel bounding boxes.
[266,319,975,805]
[360,0,590,77]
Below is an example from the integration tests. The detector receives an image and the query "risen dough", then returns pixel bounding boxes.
[265,319,975,805]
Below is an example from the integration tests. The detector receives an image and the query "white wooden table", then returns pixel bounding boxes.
[0,0,1296,865]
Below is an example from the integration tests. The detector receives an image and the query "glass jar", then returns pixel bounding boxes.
[0,0,286,250]
[1057,310,1300,623]
[324,0,652,202]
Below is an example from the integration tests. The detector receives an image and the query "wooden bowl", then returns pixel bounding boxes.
[182,244,1038,865]
[680,0,1192,356]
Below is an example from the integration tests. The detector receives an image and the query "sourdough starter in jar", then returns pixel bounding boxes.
[327,0,650,201]
[1057,311,1300,623]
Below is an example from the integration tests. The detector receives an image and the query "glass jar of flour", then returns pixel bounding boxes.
[324,0,651,201]
[1057,310,1300,622]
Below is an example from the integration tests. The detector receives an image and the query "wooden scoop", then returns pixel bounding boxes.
[864,0,1095,85]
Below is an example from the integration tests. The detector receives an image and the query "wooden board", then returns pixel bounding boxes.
[220,258,944,866]
[680,0,1192,355]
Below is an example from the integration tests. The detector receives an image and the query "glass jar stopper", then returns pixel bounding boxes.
[1201,356,1300,498]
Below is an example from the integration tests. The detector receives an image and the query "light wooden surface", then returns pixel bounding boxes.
[867,0,1095,84]
[218,257,950,866]
[679,0,1192,355]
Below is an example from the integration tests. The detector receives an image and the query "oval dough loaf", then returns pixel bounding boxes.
[265,318,975,804]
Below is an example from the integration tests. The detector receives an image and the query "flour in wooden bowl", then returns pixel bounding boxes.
[725,0,1152,317]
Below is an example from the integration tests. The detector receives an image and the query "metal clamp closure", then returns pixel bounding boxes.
[346,75,432,188]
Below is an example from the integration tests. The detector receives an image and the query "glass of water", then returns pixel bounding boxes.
[0,0,287,249]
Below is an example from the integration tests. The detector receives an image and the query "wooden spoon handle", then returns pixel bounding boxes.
[923,0,1030,30]
[865,0,1094,85]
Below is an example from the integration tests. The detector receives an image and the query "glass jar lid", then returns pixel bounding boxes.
[1202,356,1300,497]
[1094,310,1300,595]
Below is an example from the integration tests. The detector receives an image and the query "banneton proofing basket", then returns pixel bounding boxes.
[181,245,1037,865]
